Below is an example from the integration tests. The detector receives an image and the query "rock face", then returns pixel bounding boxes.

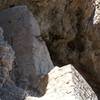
[0,0,97,72]
[0,27,26,100]
[25,65,98,100]
[0,27,14,86]
[0,1,99,94]
[0,6,54,90]
[0,0,99,97]
[0,0,99,99]
[0,85,26,100]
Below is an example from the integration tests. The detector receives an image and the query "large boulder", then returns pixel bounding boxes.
[25,65,98,100]
[0,6,54,90]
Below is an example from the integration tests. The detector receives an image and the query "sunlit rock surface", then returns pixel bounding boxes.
[25,65,98,100]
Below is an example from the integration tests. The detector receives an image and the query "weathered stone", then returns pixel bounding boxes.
[25,65,98,100]
[0,6,54,90]
[0,85,26,100]
[0,0,100,98]
[0,27,26,100]
[0,27,15,87]
[91,0,100,81]
[93,0,100,24]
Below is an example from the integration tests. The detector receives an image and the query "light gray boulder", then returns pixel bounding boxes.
[25,64,98,100]
[0,6,54,89]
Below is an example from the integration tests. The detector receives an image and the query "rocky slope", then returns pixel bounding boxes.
[0,0,100,100]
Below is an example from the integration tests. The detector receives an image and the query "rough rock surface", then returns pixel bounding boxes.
[0,27,26,100]
[0,1,99,95]
[0,27,14,86]
[25,65,98,100]
[0,6,54,90]
[0,0,100,99]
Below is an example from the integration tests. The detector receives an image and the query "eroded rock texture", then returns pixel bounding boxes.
[0,27,26,100]
[0,6,54,91]
[0,0,95,66]
[0,0,100,99]
[0,0,96,84]
[0,27,14,86]
[1,0,99,98]
[1,1,98,98]
[25,65,98,100]
[0,0,96,65]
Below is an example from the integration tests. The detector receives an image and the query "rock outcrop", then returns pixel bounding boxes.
[0,27,14,86]
[0,0,99,99]
[0,0,99,92]
[0,0,99,98]
[25,65,98,100]
[0,6,54,91]
[0,27,26,100]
